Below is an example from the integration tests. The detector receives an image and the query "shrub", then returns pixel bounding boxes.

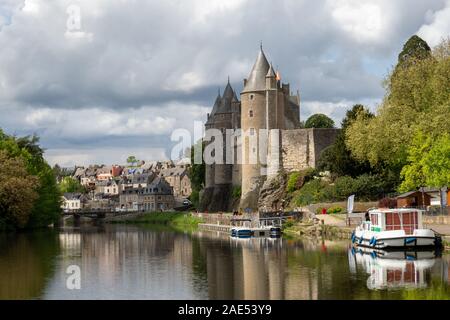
[283,220,294,228]
[286,169,315,193]
[232,186,242,199]
[294,179,328,206]
[327,206,343,214]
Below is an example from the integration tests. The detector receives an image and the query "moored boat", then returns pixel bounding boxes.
[352,208,442,249]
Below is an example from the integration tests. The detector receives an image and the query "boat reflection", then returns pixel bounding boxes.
[349,246,440,290]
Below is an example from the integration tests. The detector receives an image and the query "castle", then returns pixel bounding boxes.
[201,46,340,212]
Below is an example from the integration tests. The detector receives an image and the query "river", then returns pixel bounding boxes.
[0,224,449,300]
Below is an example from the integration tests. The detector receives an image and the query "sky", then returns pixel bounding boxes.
[0,0,449,167]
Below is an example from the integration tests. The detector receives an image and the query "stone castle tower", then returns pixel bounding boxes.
[240,46,301,210]
[201,46,339,212]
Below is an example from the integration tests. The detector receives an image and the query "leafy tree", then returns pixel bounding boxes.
[0,131,61,229]
[397,35,431,68]
[400,132,450,192]
[188,140,205,207]
[0,151,40,230]
[304,114,335,129]
[318,105,373,177]
[126,155,138,167]
[346,37,450,170]
[59,176,85,193]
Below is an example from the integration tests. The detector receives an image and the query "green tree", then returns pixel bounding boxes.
[126,155,138,167]
[59,176,85,193]
[397,35,431,68]
[0,131,61,229]
[346,37,450,170]
[304,114,335,129]
[0,151,40,230]
[400,132,450,192]
[188,140,205,207]
[318,105,373,177]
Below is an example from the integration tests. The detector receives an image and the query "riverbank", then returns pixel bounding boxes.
[107,212,203,231]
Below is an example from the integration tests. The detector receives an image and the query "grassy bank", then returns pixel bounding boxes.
[282,220,353,240]
[111,212,203,231]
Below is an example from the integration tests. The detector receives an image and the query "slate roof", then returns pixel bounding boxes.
[242,47,270,93]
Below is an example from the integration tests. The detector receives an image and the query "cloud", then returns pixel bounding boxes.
[0,0,448,165]
[417,0,450,46]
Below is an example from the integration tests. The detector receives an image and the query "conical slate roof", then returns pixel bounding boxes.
[206,81,239,125]
[266,64,276,78]
[243,47,270,93]
[206,92,222,125]
[222,80,234,99]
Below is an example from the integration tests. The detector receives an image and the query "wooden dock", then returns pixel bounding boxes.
[198,223,232,233]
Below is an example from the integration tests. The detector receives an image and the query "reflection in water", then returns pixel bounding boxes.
[0,231,60,299]
[349,248,438,290]
[0,225,449,300]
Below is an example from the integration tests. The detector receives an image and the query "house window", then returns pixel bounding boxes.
[249,94,254,100]
[249,110,253,118]
[250,128,255,136]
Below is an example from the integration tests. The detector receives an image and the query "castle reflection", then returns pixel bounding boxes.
[4,225,448,300]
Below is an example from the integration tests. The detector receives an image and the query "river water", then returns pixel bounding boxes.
[0,224,449,300]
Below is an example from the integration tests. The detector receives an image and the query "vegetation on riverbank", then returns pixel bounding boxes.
[0,130,61,231]
[283,219,353,239]
[286,36,450,207]
[111,212,203,231]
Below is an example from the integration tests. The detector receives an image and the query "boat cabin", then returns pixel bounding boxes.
[363,208,423,235]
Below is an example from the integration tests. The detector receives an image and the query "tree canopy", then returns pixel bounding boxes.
[304,114,335,129]
[0,130,61,230]
[317,105,373,177]
[345,37,450,192]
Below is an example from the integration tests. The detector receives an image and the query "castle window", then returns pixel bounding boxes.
[250,128,255,136]
[249,110,253,118]
[249,94,254,100]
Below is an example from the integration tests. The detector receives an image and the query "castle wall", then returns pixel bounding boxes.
[280,128,340,172]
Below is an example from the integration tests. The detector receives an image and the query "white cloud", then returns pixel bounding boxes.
[329,0,384,43]
[417,0,450,47]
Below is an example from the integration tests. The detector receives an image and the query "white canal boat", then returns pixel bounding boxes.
[352,208,442,249]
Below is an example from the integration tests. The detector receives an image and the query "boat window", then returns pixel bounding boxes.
[370,214,378,226]
[385,212,402,231]
[385,211,418,235]
[401,211,418,235]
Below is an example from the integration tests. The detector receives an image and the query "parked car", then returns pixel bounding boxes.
[182,199,191,206]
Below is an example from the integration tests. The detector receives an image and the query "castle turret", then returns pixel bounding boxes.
[240,47,271,210]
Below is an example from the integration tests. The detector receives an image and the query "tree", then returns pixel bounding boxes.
[400,133,450,192]
[346,37,450,170]
[397,35,431,68]
[304,114,335,128]
[0,130,61,229]
[317,105,373,177]
[188,140,205,207]
[59,176,85,193]
[0,151,40,230]
[126,155,138,167]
